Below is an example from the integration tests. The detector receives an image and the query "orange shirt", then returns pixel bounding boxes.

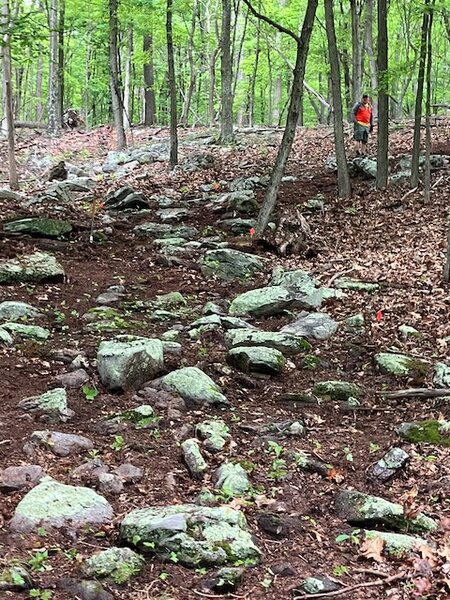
[355,104,372,126]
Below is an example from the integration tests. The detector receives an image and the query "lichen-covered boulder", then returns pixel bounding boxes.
[433,362,450,388]
[374,353,428,377]
[120,504,261,567]
[97,336,164,391]
[281,312,338,341]
[82,547,145,584]
[18,388,69,420]
[160,367,227,406]
[229,286,301,317]
[227,346,285,375]
[4,217,72,238]
[10,477,113,533]
[224,328,310,356]
[313,381,362,401]
[214,464,250,496]
[201,249,264,281]
[196,419,231,453]
[0,301,43,321]
[363,530,430,557]
[0,251,65,284]
[1,322,50,341]
[335,489,437,533]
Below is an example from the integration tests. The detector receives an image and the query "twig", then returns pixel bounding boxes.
[400,186,418,202]
[326,268,353,287]
[293,570,407,599]
[378,388,450,399]
[432,175,443,189]
[0,440,11,445]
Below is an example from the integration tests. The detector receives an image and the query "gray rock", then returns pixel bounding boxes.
[224,328,310,356]
[270,267,318,292]
[229,286,302,317]
[105,186,148,210]
[82,547,145,584]
[159,366,227,406]
[433,362,450,388]
[182,438,208,480]
[257,512,291,538]
[108,404,158,429]
[227,345,285,375]
[201,249,264,281]
[0,465,44,493]
[218,217,256,235]
[156,207,191,222]
[113,464,143,484]
[281,311,338,340]
[396,420,450,447]
[120,504,261,566]
[295,576,341,596]
[2,322,50,340]
[19,388,70,419]
[351,156,378,178]
[55,369,90,388]
[345,313,365,333]
[313,381,362,401]
[0,564,33,591]
[399,324,421,338]
[134,222,198,240]
[333,277,379,292]
[335,489,437,533]
[4,217,72,238]
[0,328,13,345]
[225,190,258,213]
[370,448,409,482]
[58,577,113,600]
[30,430,93,456]
[0,251,65,284]
[375,352,428,377]
[0,301,43,321]
[214,463,250,496]
[97,336,164,391]
[202,567,245,593]
[97,473,124,495]
[72,460,109,483]
[10,477,113,533]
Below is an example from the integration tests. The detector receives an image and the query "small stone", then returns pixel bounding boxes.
[313,381,362,401]
[82,547,145,584]
[181,438,208,480]
[0,465,44,493]
[97,473,124,495]
[29,430,93,456]
[202,567,245,593]
[345,313,365,333]
[272,562,297,577]
[257,512,290,539]
[296,576,341,595]
[369,448,409,482]
[227,345,285,375]
[375,352,428,377]
[113,464,143,484]
[58,577,113,600]
[214,463,250,496]
[55,369,90,388]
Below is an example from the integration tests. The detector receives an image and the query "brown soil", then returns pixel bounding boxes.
[0,123,449,600]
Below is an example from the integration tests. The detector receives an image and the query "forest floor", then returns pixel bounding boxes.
[0,120,449,600]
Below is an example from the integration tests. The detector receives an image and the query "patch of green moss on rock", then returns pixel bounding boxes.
[396,420,450,447]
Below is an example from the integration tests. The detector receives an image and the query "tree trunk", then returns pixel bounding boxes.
[58,0,65,126]
[180,0,197,126]
[123,23,133,129]
[167,0,178,167]
[109,0,126,149]
[350,0,362,102]
[410,1,429,188]
[1,0,18,189]
[143,35,156,125]
[423,2,433,202]
[324,0,351,198]
[48,0,61,137]
[376,0,388,189]
[247,3,261,127]
[363,0,377,116]
[253,0,318,234]
[220,0,233,143]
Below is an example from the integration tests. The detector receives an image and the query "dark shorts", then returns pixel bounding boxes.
[354,122,370,143]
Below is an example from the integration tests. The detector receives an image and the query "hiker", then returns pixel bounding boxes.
[352,94,374,155]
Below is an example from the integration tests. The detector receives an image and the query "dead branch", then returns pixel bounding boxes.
[378,388,450,399]
[292,570,407,599]
[326,268,354,287]
[400,186,418,202]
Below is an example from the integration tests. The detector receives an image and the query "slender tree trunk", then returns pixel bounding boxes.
[109,0,126,148]
[324,0,351,197]
[424,3,433,202]
[143,35,156,125]
[123,23,133,129]
[444,218,450,283]
[48,0,61,136]
[350,0,362,102]
[411,1,429,188]
[167,0,178,167]
[220,0,233,143]
[180,0,197,126]
[35,50,43,121]
[58,0,65,126]
[247,3,261,127]
[364,0,377,115]
[250,0,318,234]
[2,0,18,189]
[376,0,388,189]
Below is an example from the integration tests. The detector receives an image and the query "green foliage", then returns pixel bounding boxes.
[82,385,99,401]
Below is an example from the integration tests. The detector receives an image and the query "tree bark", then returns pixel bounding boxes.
[58,0,65,126]
[109,0,126,149]
[424,2,434,202]
[220,0,233,143]
[180,0,197,126]
[350,0,362,102]
[376,0,388,189]
[363,0,377,116]
[324,0,351,198]
[167,0,178,167]
[241,0,318,234]
[1,0,19,189]
[48,0,61,137]
[143,35,156,125]
[123,23,133,129]
[410,1,429,188]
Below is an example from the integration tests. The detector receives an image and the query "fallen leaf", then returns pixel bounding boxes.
[359,536,385,562]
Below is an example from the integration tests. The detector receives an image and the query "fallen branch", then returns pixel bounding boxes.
[326,268,354,287]
[378,388,450,399]
[400,186,418,202]
[292,570,407,599]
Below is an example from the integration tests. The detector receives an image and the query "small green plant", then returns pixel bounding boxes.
[28,550,50,572]
[169,551,179,563]
[29,590,52,600]
[82,385,99,401]
[268,458,288,481]
[266,440,284,458]
[159,571,170,581]
[53,309,66,324]
[333,565,349,577]
[343,446,354,462]
[87,448,100,459]
[150,428,161,441]
[368,442,381,454]
[261,569,274,591]
[62,548,82,562]
[195,567,208,576]
[335,529,361,545]
[36,527,47,537]
[111,435,126,452]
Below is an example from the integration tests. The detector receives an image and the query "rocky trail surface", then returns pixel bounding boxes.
[0,123,449,600]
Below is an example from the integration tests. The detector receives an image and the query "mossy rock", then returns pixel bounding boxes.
[313,381,362,401]
[375,353,428,377]
[396,420,450,447]
[82,547,145,584]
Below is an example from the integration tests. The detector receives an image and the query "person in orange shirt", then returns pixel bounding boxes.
[351,94,374,156]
